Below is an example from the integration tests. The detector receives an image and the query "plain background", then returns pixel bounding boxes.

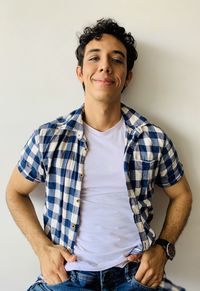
[1,1,199,290]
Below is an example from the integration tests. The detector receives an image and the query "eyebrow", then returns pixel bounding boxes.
[86,48,126,58]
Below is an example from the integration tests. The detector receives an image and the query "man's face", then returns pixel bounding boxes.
[76,34,132,104]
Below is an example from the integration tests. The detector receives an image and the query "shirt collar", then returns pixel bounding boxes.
[61,103,149,138]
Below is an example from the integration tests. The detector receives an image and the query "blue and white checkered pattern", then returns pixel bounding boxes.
[18,103,184,290]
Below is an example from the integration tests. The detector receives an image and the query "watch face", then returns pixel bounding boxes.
[166,243,176,260]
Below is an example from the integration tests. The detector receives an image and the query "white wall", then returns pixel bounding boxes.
[1,1,199,290]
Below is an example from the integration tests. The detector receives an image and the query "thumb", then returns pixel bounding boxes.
[127,253,142,262]
[60,248,77,262]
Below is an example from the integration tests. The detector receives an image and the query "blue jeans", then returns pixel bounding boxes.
[27,262,184,291]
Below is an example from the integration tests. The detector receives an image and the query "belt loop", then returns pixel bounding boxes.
[124,262,130,277]
[100,270,104,290]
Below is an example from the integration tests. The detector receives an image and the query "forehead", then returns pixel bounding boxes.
[84,34,127,56]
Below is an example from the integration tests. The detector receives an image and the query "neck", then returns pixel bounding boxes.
[83,99,121,132]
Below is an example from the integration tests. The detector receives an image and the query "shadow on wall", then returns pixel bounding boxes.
[151,186,168,237]
[123,41,197,118]
[30,183,46,224]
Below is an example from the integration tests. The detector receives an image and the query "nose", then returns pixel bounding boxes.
[99,58,112,73]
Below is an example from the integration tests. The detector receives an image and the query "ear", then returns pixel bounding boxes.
[76,66,83,82]
[125,71,133,87]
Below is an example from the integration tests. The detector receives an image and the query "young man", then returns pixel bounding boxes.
[6,19,192,291]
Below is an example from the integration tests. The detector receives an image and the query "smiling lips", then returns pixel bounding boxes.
[93,78,115,86]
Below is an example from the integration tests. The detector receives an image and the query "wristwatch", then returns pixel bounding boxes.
[154,238,176,260]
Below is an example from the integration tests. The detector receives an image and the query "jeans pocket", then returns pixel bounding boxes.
[129,276,158,291]
[27,282,50,291]
[125,263,158,291]
[46,278,71,290]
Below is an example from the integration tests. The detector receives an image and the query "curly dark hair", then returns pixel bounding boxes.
[75,18,138,72]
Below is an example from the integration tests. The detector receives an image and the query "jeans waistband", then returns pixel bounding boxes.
[70,261,139,286]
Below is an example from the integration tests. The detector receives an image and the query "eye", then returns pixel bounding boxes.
[112,58,124,64]
[88,56,99,62]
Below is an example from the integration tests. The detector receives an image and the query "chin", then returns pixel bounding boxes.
[95,95,120,103]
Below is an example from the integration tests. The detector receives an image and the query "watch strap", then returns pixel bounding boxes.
[155,238,175,260]
[155,238,169,247]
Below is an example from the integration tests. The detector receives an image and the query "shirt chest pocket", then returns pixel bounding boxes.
[128,159,158,197]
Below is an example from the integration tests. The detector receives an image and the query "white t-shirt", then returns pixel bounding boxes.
[66,117,142,271]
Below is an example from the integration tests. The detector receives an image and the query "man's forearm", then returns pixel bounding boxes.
[158,188,192,243]
[6,188,77,285]
[134,179,192,288]
[6,190,52,256]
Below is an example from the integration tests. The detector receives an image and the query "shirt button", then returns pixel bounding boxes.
[72,224,75,229]
[76,198,80,203]
[83,148,87,154]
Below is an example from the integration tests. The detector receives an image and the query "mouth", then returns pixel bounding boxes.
[93,78,115,86]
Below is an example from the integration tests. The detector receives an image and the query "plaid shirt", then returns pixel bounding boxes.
[18,103,184,290]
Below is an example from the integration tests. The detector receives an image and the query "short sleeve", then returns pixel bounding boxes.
[18,129,45,183]
[156,134,184,187]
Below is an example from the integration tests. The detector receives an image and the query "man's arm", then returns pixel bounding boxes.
[6,166,77,285]
[128,175,192,288]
